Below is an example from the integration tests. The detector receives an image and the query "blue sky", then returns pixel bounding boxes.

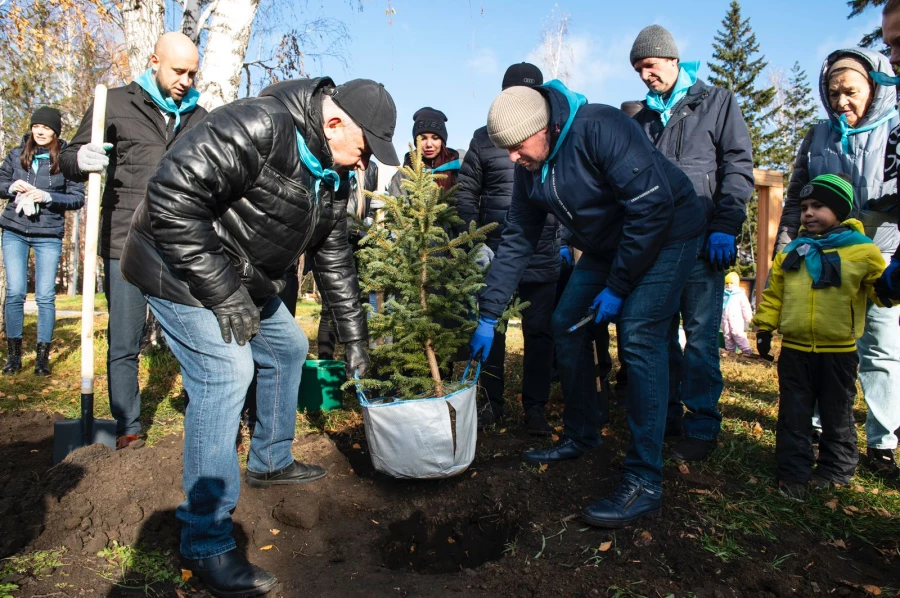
[306,0,884,159]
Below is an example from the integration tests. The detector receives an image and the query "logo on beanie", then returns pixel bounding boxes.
[523,78,536,84]
[800,184,814,199]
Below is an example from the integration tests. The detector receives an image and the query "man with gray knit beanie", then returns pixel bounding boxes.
[630,24,754,464]
[468,78,707,528]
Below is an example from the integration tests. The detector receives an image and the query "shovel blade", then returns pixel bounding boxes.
[53,418,117,464]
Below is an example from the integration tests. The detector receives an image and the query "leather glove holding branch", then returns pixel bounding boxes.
[211,285,260,346]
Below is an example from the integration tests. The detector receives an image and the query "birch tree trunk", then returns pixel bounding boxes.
[196,0,260,110]
[121,0,166,79]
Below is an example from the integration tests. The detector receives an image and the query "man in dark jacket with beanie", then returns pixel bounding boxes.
[60,32,207,449]
[630,24,754,462]
[468,80,706,528]
[456,62,560,435]
[119,76,398,596]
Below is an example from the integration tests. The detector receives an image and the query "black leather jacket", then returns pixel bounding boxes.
[121,77,367,343]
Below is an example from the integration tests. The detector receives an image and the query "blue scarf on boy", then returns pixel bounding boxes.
[781,225,872,288]
[134,69,200,132]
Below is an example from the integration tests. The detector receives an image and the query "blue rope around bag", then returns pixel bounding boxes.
[355,361,482,407]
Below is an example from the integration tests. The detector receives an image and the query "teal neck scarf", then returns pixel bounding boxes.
[722,287,737,311]
[782,227,872,286]
[645,61,700,127]
[134,69,200,132]
[832,110,897,154]
[295,129,340,197]
[427,159,461,174]
[31,152,50,174]
[540,79,588,183]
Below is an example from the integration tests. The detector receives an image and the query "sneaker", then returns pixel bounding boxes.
[523,407,552,436]
[670,438,716,462]
[866,447,900,480]
[582,477,662,528]
[778,481,809,502]
[810,474,834,491]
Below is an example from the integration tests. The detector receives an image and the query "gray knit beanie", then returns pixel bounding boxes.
[486,87,550,149]
[630,25,679,65]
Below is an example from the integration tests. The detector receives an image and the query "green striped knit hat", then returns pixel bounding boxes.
[799,174,854,222]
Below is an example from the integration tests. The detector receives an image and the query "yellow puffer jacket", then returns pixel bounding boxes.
[752,219,886,353]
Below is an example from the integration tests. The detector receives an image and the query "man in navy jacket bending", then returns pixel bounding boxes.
[468,81,707,528]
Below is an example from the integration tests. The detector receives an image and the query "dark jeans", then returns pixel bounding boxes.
[666,257,725,441]
[482,281,556,416]
[103,258,147,436]
[776,348,859,485]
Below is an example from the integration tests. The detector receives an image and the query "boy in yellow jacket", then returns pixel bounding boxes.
[752,173,885,500]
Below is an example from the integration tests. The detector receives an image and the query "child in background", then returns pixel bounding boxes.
[721,272,753,354]
[752,173,885,501]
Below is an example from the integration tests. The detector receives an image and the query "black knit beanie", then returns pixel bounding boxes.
[501,62,544,90]
[30,106,62,137]
[412,107,448,144]
[799,173,855,222]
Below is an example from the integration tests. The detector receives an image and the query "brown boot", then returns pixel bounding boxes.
[116,435,139,450]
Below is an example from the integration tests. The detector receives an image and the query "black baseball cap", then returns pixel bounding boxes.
[331,79,400,166]
[501,62,544,90]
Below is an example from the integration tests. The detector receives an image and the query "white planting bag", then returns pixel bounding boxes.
[357,365,479,479]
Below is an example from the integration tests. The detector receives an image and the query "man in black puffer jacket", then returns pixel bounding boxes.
[457,62,560,434]
[120,77,399,596]
[60,32,207,449]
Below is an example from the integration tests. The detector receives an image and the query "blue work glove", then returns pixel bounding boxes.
[560,245,574,266]
[591,288,624,324]
[469,317,497,361]
[874,257,900,308]
[706,232,736,271]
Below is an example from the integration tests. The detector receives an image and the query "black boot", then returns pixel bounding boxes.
[183,548,279,597]
[2,338,22,375]
[34,342,51,376]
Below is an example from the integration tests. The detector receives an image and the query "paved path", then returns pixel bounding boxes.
[23,299,106,318]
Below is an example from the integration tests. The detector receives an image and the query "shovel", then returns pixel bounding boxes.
[53,85,117,464]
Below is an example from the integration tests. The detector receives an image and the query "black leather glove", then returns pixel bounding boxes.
[344,340,370,380]
[756,330,773,362]
[211,285,260,346]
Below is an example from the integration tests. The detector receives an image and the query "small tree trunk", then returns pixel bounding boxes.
[121,0,166,79]
[196,0,260,109]
[420,251,443,395]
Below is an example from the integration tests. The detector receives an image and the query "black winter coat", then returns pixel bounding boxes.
[0,139,84,238]
[479,84,706,320]
[120,77,367,344]
[60,82,208,259]
[456,126,560,284]
[634,79,754,237]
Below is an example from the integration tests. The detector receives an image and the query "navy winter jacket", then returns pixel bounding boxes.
[634,78,754,238]
[479,82,706,319]
[0,138,85,238]
[456,126,560,284]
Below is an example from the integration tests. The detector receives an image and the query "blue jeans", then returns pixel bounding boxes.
[2,229,62,343]
[666,257,725,440]
[618,236,702,491]
[859,295,900,450]
[103,258,147,436]
[147,295,308,560]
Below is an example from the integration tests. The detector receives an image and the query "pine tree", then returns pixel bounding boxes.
[766,62,819,178]
[847,0,888,53]
[708,1,776,276]
[354,145,521,398]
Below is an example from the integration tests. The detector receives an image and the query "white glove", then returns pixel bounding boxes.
[14,194,37,217]
[10,180,34,194]
[474,244,494,269]
[76,142,112,173]
[28,189,52,205]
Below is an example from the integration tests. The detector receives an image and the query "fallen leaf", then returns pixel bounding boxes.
[516,393,523,401]
[447,537,456,544]
[269,529,280,535]
[870,487,879,495]
[824,498,839,510]
[598,541,613,552]
[371,519,379,525]
[875,507,891,518]
[554,426,563,433]
[637,531,652,546]
[499,428,507,434]
[678,463,690,475]
[689,489,712,495]
[826,538,847,549]
[352,443,361,450]
[260,545,274,551]
[470,471,478,478]
[538,464,549,473]
[180,569,192,582]
[551,434,560,443]
[409,544,415,552]
[851,485,865,493]
[17,394,26,400]
[751,422,763,436]
[886,490,900,497]
[862,585,881,596]
[747,475,758,485]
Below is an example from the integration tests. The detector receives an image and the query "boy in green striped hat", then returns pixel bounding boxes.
[752,173,886,500]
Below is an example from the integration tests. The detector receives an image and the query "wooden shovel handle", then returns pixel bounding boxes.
[81,85,107,395]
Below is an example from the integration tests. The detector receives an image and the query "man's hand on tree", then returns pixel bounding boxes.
[345,340,370,380]
[469,317,496,362]
[211,285,259,346]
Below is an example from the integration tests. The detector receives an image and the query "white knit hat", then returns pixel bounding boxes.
[487,87,550,149]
